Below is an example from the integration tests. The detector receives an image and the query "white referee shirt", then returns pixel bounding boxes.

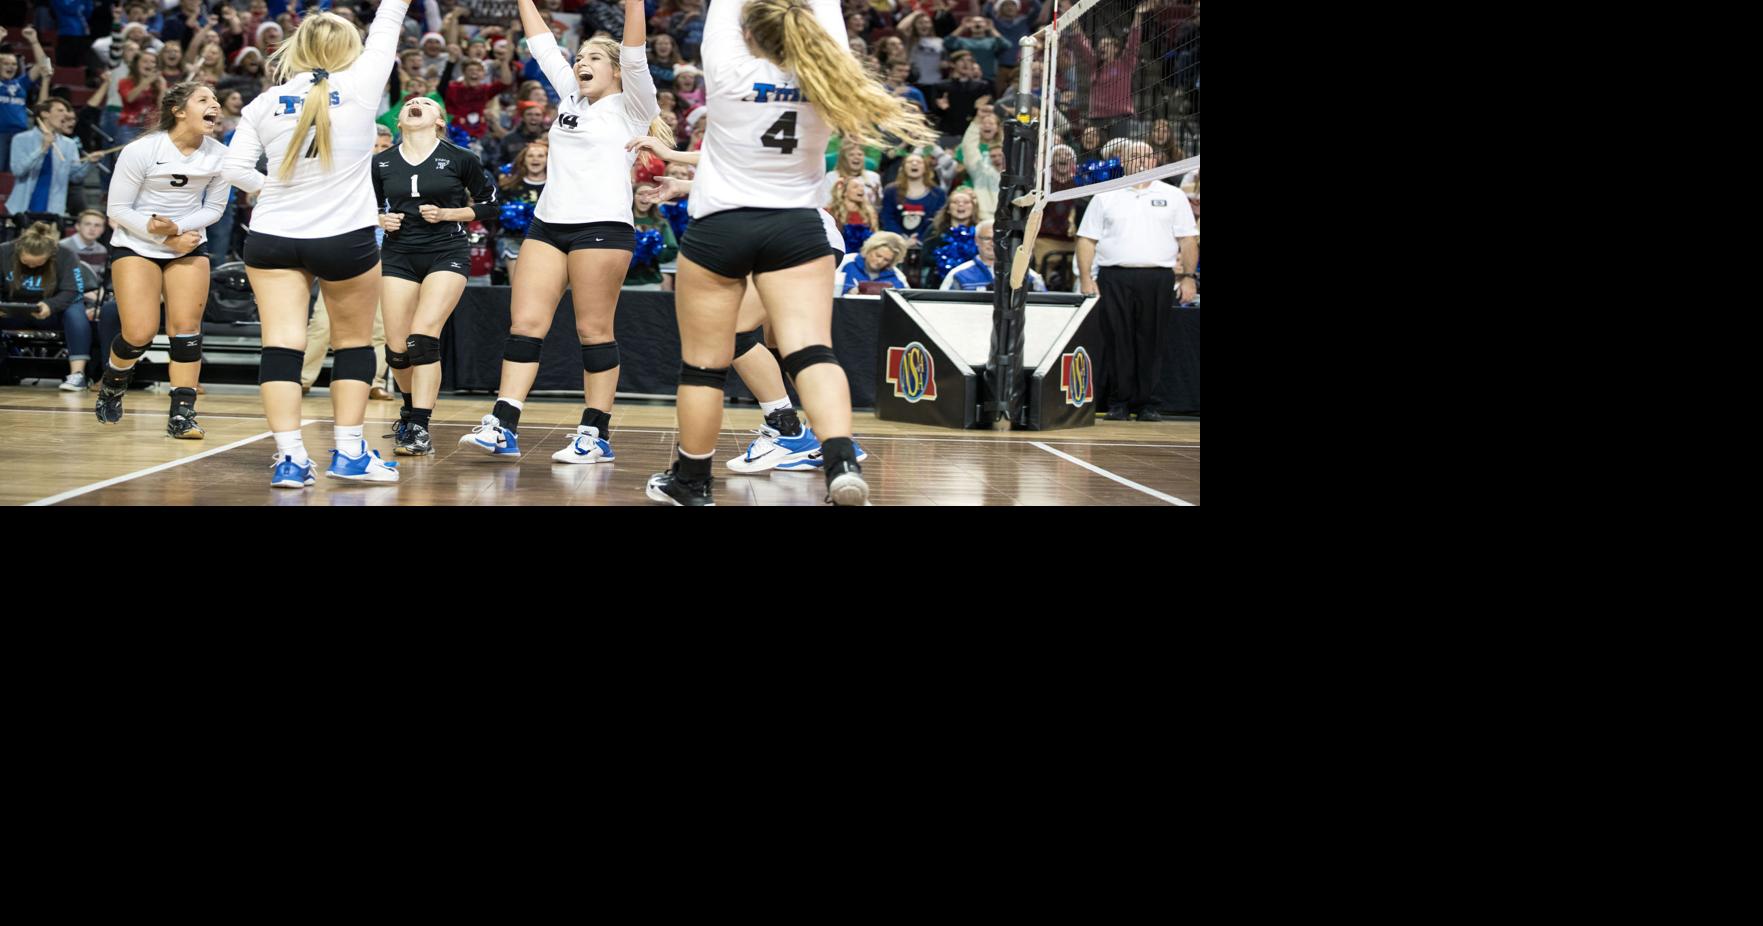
[107,133,232,258]
[220,0,409,238]
[1076,180,1199,268]
[689,0,846,219]
[525,31,658,226]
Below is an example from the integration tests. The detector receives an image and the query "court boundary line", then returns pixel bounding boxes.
[1030,441,1196,506]
[25,418,320,507]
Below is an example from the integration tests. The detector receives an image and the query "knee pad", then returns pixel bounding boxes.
[781,345,841,381]
[504,334,544,364]
[259,346,304,384]
[332,345,377,383]
[734,327,765,358]
[384,345,411,370]
[168,334,202,363]
[110,334,150,361]
[406,334,441,366]
[678,363,729,390]
[581,340,620,373]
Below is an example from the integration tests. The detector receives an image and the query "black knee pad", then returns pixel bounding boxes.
[332,345,377,383]
[782,345,841,381]
[734,327,765,358]
[168,334,202,363]
[110,334,151,361]
[504,334,544,364]
[678,363,729,390]
[259,346,304,384]
[581,340,619,373]
[406,334,441,366]
[384,345,411,370]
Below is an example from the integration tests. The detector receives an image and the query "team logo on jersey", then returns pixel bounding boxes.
[1151,199,1168,207]
[745,82,806,103]
[275,91,341,114]
[378,161,389,168]
[558,113,579,129]
[886,342,937,403]
[1061,346,1094,408]
[435,159,449,169]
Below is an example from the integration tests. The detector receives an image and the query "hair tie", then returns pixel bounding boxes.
[310,68,329,84]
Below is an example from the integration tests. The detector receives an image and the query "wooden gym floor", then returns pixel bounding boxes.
[0,384,1200,506]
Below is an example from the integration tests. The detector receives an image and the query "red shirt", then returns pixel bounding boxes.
[119,78,161,128]
[444,79,510,138]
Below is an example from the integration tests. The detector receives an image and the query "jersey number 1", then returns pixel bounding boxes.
[410,175,420,197]
[760,112,799,155]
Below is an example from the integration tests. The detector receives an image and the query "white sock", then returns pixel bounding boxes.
[334,424,365,455]
[274,431,308,465]
[760,397,793,415]
[496,396,524,411]
[682,447,714,460]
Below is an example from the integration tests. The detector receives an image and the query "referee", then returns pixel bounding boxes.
[1074,141,1199,421]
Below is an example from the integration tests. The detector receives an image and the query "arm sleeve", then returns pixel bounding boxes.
[341,0,412,100]
[700,0,751,88]
[525,32,581,105]
[105,143,162,241]
[620,44,659,131]
[424,0,443,32]
[220,106,267,194]
[462,154,499,221]
[371,156,387,208]
[1075,193,1104,240]
[166,169,232,235]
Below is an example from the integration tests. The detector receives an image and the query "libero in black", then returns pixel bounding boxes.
[372,138,499,282]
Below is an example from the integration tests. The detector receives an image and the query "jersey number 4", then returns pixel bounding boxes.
[760,112,799,155]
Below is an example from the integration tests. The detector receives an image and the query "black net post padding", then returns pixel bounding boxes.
[988,111,1038,427]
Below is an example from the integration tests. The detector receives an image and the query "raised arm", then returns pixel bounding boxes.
[619,0,658,130]
[342,0,412,97]
[519,0,580,101]
[219,107,266,194]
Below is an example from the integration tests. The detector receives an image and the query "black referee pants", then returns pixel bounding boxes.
[1096,266,1174,412]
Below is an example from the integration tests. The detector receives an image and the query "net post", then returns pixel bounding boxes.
[985,34,1043,428]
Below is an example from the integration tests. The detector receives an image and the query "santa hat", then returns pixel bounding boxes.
[232,46,264,68]
[421,32,446,46]
[684,105,706,129]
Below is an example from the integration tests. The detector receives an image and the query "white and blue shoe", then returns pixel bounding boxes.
[271,453,316,489]
[459,414,520,458]
[551,425,615,464]
[727,424,824,473]
[774,436,869,472]
[326,444,400,483]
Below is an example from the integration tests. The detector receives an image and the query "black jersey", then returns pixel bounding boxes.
[372,138,499,252]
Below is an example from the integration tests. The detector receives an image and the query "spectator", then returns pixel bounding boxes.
[114,49,164,151]
[672,63,705,110]
[656,88,683,141]
[958,110,1002,221]
[825,141,883,207]
[829,176,880,245]
[1148,117,1184,166]
[987,0,1039,84]
[59,209,109,283]
[1068,2,1147,139]
[668,0,706,61]
[219,46,266,104]
[835,231,910,295]
[625,190,679,289]
[883,59,927,114]
[51,1,98,68]
[158,40,188,82]
[496,139,547,280]
[879,151,944,245]
[648,32,681,87]
[920,186,977,287]
[216,3,249,61]
[255,21,285,58]
[874,34,906,69]
[379,75,445,134]
[160,0,212,46]
[445,58,511,139]
[1,222,99,390]
[497,99,549,168]
[1033,143,1083,280]
[928,51,989,139]
[1075,121,1103,161]
[190,31,227,87]
[1,26,54,174]
[215,89,244,136]
[7,98,99,217]
[897,10,944,86]
[941,217,1046,291]
[943,15,1009,83]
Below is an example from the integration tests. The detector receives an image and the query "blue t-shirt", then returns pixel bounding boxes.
[0,76,35,133]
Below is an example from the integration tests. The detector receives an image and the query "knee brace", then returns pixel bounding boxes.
[581,340,620,373]
[332,345,377,383]
[781,345,841,381]
[504,334,544,364]
[406,334,441,366]
[168,334,202,363]
[384,345,411,370]
[259,346,304,384]
[678,363,730,390]
[734,327,765,358]
[110,334,151,361]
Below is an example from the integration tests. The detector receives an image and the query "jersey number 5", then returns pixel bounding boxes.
[760,112,798,155]
[170,174,189,187]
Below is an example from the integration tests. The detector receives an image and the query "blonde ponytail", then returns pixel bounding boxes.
[264,11,362,181]
[745,0,936,150]
[647,115,675,148]
[277,74,334,180]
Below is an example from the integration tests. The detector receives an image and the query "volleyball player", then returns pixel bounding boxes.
[457,0,667,465]
[646,0,932,506]
[96,82,232,438]
[374,95,497,455]
[221,1,410,488]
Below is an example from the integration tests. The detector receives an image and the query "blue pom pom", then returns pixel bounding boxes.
[498,199,533,234]
[842,223,873,256]
[446,123,473,148]
[499,162,514,175]
[628,228,665,270]
[931,224,979,280]
[659,200,690,241]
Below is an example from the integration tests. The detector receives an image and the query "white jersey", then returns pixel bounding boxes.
[820,209,843,254]
[689,0,845,219]
[526,32,659,227]
[221,0,409,238]
[106,133,232,259]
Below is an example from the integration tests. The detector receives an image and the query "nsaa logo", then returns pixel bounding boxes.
[1061,346,1094,408]
[886,342,937,403]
